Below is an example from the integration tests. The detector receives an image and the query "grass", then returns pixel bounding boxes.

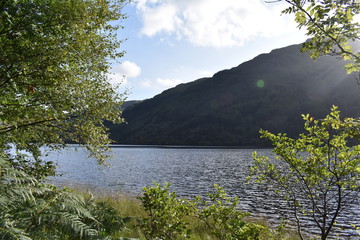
[73,187,302,240]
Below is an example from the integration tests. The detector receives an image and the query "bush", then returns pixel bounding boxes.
[196,184,263,240]
[137,182,267,240]
[137,182,195,240]
[250,106,360,239]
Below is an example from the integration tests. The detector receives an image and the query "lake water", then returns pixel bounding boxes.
[45,146,359,239]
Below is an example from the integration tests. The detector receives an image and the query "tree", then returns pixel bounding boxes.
[248,2,360,238]
[250,106,360,239]
[0,0,128,238]
[274,0,360,73]
[0,0,127,164]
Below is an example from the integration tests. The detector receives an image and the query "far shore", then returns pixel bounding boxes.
[109,144,271,149]
[63,143,273,149]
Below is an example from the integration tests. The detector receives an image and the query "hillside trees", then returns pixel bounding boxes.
[0,0,128,238]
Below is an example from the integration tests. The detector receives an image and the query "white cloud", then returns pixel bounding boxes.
[108,72,128,85]
[139,4,179,36]
[135,0,299,47]
[112,61,141,78]
[140,77,186,89]
[108,61,141,86]
[156,78,185,87]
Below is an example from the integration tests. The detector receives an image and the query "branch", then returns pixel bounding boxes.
[0,64,16,88]
[285,0,360,62]
[0,13,28,36]
[0,115,80,134]
[290,196,305,240]
[323,185,343,239]
[0,118,57,133]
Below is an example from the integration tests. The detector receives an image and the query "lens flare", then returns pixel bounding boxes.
[256,79,265,88]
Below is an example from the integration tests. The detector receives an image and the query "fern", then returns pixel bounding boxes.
[0,154,124,240]
[0,156,38,239]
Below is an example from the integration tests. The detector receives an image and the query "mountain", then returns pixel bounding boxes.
[121,100,143,109]
[109,43,360,146]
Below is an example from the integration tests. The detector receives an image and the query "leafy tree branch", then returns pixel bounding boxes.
[276,0,360,73]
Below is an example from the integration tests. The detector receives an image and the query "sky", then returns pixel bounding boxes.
[110,0,308,101]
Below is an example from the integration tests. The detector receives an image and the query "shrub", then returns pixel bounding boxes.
[250,106,360,239]
[196,184,263,240]
[137,182,195,240]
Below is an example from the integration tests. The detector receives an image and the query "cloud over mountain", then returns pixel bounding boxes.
[136,0,299,47]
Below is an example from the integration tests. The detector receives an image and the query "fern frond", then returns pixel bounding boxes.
[0,155,107,239]
[0,222,32,240]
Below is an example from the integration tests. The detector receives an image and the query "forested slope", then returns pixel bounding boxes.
[109,43,360,146]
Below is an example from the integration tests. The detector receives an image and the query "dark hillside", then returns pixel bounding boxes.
[109,43,360,146]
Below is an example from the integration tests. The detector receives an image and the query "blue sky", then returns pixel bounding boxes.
[110,0,308,101]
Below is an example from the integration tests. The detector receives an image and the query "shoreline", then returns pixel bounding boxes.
[110,144,270,149]
[64,143,272,149]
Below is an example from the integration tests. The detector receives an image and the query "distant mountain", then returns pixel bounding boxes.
[109,43,360,146]
[120,100,143,110]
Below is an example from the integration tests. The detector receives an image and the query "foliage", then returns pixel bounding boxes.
[280,0,360,73]
[0,0,129,239]
[137,182,195,240]
[84,196,129,237]
[250,106,360,240]
[0,0,127,163]
[137,182,274,240]
[0,153,129,240]
[195,184,263,240]
[67,183,301,240]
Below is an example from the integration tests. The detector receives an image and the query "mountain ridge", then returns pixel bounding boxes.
[109,43,360,146]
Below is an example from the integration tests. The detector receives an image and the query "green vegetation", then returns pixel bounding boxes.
[0,155,129,239]
[0,0,127,238]
[250,106,360,239]
[281,0,360,73]
[248,1,360,239]
[81,183,300,240]
[1,0,359,239]
[195,184,263,240]
[0,0,126,161]
[138,183,195,240]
